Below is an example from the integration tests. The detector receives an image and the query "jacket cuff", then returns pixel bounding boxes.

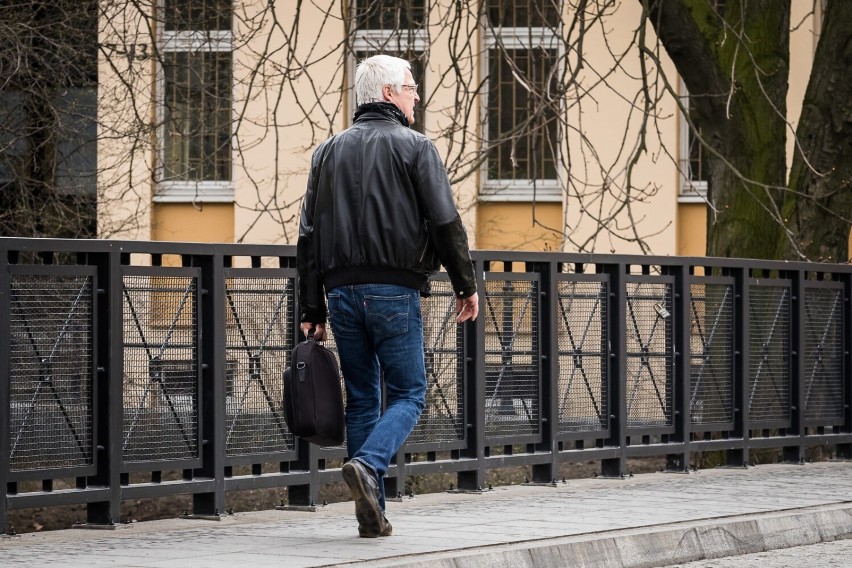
[300,309,327,325]
[431,216,477,298]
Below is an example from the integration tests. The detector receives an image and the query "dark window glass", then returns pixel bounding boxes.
[685,97,708,184]
[55,89,98,197]
[485,0,561,28]
[487,48,558,181]
[163,51,232,181]
[355,0,427,30]
[687,129,706,183]
[165,0,232,32]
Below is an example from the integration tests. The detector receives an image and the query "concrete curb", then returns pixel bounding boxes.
[339,503,852,568]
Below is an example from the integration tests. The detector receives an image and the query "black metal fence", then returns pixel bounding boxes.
[2,237,850,531]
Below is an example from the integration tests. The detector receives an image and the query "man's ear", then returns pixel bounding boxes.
[382,84,393,101]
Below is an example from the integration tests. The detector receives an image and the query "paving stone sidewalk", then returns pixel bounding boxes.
[1,462,850,567]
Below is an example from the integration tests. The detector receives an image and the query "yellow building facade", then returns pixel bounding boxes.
[96,1,835,256]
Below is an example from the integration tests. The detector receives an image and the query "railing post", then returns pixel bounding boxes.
[726,265,749,467]
[192,253,227,516]
[287,440,321,508]
[1,245,10,534]
[783,269,806,463]
[602,262,626,477]
[666,263,692,472]
[532,260,558,484]
[387,450,405,502]
[86,249,123,525]
[458,257,486,491]
[840,271,852,460]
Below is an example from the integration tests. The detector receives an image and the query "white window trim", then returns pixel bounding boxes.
[678,181,708,204]
[154,6,234,203]
[480,22,562,202]
[153,181,234,203]
[161,30,232,51]
[483,27,561,50]
[678,79,708,204]
[352,29,429,51]
[479,179,562,202]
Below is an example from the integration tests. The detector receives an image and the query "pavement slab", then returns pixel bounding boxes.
[1,462,850,567]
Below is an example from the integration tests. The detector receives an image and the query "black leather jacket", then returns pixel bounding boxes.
[297,102,476,323]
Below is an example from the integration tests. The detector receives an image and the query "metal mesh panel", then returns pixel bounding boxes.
[689,282,734,425]
[122,274,198,462]
[625,281,673,428]
[409,280,463,445]
[8,274,94,471]
[225,277,293,456]
[556,279,608,433]
[747,285,790,423]
[484,279,539,439]
[803,287,844,423]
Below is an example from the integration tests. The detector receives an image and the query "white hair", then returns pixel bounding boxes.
[354,55,411,106]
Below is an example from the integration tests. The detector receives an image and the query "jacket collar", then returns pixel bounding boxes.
[354,102,409,128]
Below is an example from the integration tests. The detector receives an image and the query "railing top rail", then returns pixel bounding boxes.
[0,237,849,274]
[0,237,295,258]
[473,250,852,274]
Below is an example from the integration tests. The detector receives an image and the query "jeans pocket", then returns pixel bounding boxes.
[364,294,409,338]
[326,292,351,332]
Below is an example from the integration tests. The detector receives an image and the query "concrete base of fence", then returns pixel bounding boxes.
[71,522,133,531]
[275,504,320,512]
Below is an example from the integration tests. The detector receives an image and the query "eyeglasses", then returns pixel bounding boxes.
[400,83,419,94]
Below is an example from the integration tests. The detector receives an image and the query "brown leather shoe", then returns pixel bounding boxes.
[342,460,388,538]
[359,515,392,538]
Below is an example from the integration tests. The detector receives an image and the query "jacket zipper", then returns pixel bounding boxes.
[418,223,430,265]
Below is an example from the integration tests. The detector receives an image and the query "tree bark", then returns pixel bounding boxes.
[781,0,852,262]
[647,0,791,259]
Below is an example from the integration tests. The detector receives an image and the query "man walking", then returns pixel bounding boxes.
[297,54,479,538]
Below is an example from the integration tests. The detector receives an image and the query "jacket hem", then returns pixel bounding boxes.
[323,267,428,293]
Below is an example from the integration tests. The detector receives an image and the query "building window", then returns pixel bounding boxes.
[350,1,428,133]
[355,0,426,29]
[0,0,98,237]
[482,0,561,202]
[679,80,708,203]
[156,0,233,203]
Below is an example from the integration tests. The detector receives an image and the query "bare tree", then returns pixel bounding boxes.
[646,0,852,262]
[0,0,98,238]
[2,0,849,261]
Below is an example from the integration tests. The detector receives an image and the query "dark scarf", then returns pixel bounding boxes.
[353,102,409,128]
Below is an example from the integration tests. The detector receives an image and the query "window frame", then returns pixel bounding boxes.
[678,79,708,204]
[480,20,562,203]
[154,3,234,204]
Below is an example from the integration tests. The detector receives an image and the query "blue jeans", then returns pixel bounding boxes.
[326,284,427,510]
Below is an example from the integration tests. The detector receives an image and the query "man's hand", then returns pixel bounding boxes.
[455,292,479,323]
[299,322,327,341]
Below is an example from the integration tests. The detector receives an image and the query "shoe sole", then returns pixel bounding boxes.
[359,518,392,538]
[342,462,385,538]
[359,525,392,537]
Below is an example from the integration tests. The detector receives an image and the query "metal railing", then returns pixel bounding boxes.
[2,237,850,531]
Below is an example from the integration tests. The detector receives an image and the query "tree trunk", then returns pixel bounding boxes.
[647,0,790,259]
[781,0,852,263]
